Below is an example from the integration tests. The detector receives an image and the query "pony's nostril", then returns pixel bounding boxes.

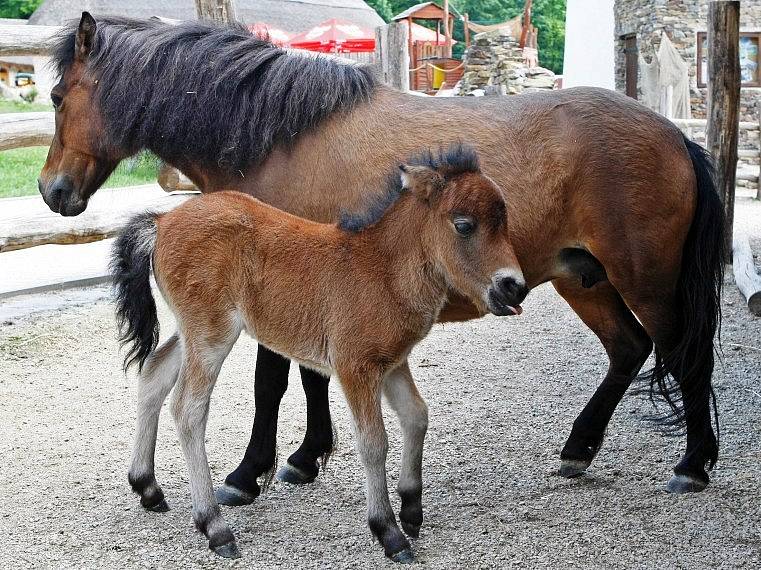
[497,277,528,305]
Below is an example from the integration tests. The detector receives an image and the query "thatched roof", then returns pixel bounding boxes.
[29,0,384,33]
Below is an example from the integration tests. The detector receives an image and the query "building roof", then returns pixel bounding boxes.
[29,0,384,33]
[392,2,454,21]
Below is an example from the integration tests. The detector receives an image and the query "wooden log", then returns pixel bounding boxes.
[0,23,61,57]
[375,22,410,92]
[0,112,54,151]
[706,1,740,263]
[758,100,761,200]
[733,230,761,316]
[671,118,757,131]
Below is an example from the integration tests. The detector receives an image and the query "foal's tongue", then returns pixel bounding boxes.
[510,305,523,316]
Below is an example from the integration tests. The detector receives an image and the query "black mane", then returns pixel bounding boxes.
[52,17,377,172]
[339,143,481,232]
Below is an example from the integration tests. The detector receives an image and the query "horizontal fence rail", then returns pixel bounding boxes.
[0,112,54,151]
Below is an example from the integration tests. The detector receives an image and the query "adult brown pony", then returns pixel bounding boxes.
[112,146,527,561]
[41,14,724,500]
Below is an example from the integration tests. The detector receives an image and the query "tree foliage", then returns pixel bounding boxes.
[366,0,566,74]
[0,0,44,19]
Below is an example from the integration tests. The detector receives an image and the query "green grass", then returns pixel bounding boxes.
[0,100,54,113]
[0,147,160,198]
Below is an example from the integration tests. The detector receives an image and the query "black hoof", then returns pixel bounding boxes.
[215,483,258,507]
[390,548,415,564]
[276,462,317,485]
[666,473,708,494]
[401,521,420,539]
[212,539,241,559]
[145,498,170,513]
[559,459,590,478]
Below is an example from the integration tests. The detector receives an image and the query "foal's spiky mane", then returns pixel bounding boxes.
[51,17,377,172]
[338,143,481,233]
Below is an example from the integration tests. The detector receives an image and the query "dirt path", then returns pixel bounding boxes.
[1,259,760,569]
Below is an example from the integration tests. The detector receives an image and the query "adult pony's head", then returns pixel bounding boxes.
[39,12,376,216]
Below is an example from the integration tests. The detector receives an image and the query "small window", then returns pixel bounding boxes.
[697,31,761,87]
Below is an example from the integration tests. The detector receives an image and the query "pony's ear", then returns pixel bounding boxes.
[399,164,444,203]
[75,12,97,61]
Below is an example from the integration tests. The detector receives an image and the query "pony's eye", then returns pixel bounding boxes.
[51,93,63,108]
[453,216,475,236]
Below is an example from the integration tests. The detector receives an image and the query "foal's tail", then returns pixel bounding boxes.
[110,211,161,373]
[643,135,725,467]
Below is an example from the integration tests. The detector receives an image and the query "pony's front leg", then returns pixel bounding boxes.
[173,339,240,558]
[382,360,428,538]
[339,364,413,564]
[128,334,182,512]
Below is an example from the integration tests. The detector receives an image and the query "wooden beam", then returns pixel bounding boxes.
[375,23,410,92]
[443,0,452,58]
[0,23,61,57]
[194,0,237,22]
[733,230,761,316]
[464,13,470,47]
[0,112,54,151]
[706,1,740,263]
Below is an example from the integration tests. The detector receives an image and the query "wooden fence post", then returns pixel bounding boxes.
[375,23,409,92]
[757,100,761,200]
[194,0,237,22]
[706,0,740,263]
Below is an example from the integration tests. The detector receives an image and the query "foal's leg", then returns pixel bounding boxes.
[128,333,182,512]
[278,366,335,484]
[173,330,241,558]
[217,345,290,506]
[339,364,413,563]
[382,361,428,538]
[553,279,653,477]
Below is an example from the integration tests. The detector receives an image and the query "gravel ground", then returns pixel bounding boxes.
[1,194,760,569]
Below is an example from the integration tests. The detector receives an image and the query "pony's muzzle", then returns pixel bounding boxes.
[39,175,87,216]
[487,271,528,316]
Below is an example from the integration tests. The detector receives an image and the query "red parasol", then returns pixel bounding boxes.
[288,18,375,53]
[248,23,291,46]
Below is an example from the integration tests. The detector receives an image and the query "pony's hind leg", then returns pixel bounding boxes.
[217,345,290,506]
[278,366,335,484]
[173,326,241,558]
[128,333,182,512]
[552,279,652,478]
[382,360,428,538]
[338,363,413,564]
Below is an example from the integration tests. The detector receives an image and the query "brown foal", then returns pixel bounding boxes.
[112,146,528,562]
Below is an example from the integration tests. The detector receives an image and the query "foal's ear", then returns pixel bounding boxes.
[75,12,97,61]
[399,164,444,203]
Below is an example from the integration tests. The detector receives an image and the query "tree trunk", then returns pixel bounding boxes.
[194,0,238,23]
[706,1,740,264]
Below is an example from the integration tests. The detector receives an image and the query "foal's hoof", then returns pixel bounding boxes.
[559,459,590,478]
[145,498,170,513]
[276,462,317,485]
[666,473,708,494]
[212,540,241,559]
[215,483,258,507]
[390,548,415,564]
[401,521,421,539]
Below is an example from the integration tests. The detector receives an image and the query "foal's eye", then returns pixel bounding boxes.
[453,216,476,236]
[51,93,63,108]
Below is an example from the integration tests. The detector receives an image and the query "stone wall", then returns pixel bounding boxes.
[614,0,761,167]
[459,30,556,96]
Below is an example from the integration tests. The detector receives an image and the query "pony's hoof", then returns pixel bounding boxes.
[666,473,708,494]
[276,462,317,485]
[390,548,415,564]
[215,483,258,506]
[559,459,590,478]
[212,540,241,559]
[401,521,420,539]
[144,498,170,513]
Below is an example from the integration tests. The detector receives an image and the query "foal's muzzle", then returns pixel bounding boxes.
[487,272,528,316]
[38,175,88,216]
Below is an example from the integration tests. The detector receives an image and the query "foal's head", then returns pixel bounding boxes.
[401,145,528,316]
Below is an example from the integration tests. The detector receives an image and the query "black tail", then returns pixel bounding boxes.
[641,135,725,469]
[110,211,161,372]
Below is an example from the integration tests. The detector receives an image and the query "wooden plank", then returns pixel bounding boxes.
[0,112,55,151]
[671,118,757,130]
[733,230,761,316]
[195,0,237,22]
[707,1,740,263]
[0,23,61,56]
